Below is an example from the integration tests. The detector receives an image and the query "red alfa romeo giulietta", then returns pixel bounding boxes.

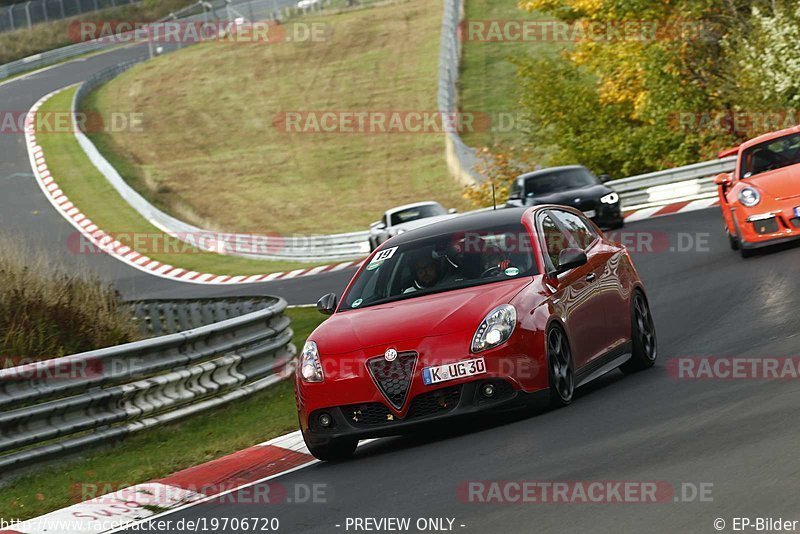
[296,207,657,460]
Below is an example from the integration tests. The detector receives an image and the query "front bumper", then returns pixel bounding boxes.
[735,205,800,248]
[302,379,549,446]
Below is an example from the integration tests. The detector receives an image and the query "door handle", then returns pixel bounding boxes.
[586,273,597,283]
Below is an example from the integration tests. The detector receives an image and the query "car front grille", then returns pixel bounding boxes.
[407,386,462,419]
[343,385,463,428]
[367,352,417,409]
[752,217,779,235]
[791,217,800,229]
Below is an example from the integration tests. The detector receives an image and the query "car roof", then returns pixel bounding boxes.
[381,207,531,247]
[740,125,800,152]
[516,165,588,181]
[385,201,442,215]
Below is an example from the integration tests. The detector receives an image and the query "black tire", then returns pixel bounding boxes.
[303,434,357,462]
[547,325,574,407]
[728,232,740,251]
[620,291,658,374]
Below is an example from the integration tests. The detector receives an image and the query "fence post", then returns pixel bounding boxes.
[24,2,31,28]
[59,0,65,18]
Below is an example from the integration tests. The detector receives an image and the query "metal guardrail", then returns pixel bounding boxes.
[0,296,295,474]
[607,156,736,210]
[438,0,481,186]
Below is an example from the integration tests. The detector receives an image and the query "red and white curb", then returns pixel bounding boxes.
[4,431,324,534]
[623,197,720,223]
[24,89,362,285]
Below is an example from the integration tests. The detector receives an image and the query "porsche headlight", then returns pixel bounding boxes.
[471,305,517,353]
[739,187,761,207]
[300,340,324,383]
[600,192,619,205]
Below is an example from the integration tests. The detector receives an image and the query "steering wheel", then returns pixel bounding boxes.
[480,265,503,278]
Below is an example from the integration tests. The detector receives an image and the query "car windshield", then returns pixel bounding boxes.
[740,132,800,178]
[342,223,538,310]
[524,168,598,196]
[389,204,446,226]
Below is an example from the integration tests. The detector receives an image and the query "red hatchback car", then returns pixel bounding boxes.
[716,126,800,257]
[296,207,657,460]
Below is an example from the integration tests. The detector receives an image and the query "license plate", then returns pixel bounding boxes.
[583,210,597,218]
[422,358,486,385]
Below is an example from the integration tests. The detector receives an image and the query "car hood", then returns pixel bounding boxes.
[524,184,612,206]
[744,165,800,200]
[389,214,459,233]
[312,278,532,355]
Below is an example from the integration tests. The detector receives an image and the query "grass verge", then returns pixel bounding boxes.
[37,87,330,275]
[0,306,325,522]
[0,0,195,67]
[83,0,469,236]
[458,0,567,151]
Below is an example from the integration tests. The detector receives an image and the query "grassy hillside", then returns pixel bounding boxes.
[84,0,469,236]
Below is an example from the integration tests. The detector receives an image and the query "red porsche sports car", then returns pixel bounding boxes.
[716,126,800,257]
[296,207,657,460]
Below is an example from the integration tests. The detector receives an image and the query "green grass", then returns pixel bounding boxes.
[458,0,567,150]
[37,87,328,275]
[83,0,469,236]
[0,307,326,522]
[0,0,197,67]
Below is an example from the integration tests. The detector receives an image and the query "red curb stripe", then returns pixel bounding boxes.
[157,445,314,496]
[654,200,692,216]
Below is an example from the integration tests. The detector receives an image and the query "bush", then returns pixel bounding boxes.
[0,235,137,366]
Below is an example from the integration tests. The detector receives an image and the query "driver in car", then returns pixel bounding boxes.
[403,255,442,293]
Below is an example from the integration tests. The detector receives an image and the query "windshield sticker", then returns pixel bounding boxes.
[352,298,363,308]
[504,267,520,277]
[371,246,398,264]
[366,261,383,271]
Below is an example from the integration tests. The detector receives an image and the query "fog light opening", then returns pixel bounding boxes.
[480,383,496,398]
[318,413,333,428]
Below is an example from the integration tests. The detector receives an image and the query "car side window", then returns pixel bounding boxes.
[551,210,597,250]
[540,214,573,271]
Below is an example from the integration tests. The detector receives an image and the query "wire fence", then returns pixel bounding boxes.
[0,0,138,34]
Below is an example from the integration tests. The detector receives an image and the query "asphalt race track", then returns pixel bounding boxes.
[0,44,354,305]
[112,208,800,533]
[6,45,800,534]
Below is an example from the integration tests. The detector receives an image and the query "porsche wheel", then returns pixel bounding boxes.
[547,325,574,407]
[728,231,740,251]
[303,434,357,462]
[621,291,657,373]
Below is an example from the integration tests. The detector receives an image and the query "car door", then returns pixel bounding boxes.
[537,211,606,371]
[550,209,619,362]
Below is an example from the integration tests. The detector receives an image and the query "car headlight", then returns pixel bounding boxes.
[471,305,517,353]
[600,192,619,204]
[739,187,761,207]
[300,340,324,383]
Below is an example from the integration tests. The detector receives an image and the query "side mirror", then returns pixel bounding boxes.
[714,172,732,187]
[553,248,588,275]
[370,221,386,230]
[316,293,338,316]
[448,208,458,214]
[598,174,612,183]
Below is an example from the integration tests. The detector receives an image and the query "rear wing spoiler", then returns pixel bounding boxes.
[717,146,739,159]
